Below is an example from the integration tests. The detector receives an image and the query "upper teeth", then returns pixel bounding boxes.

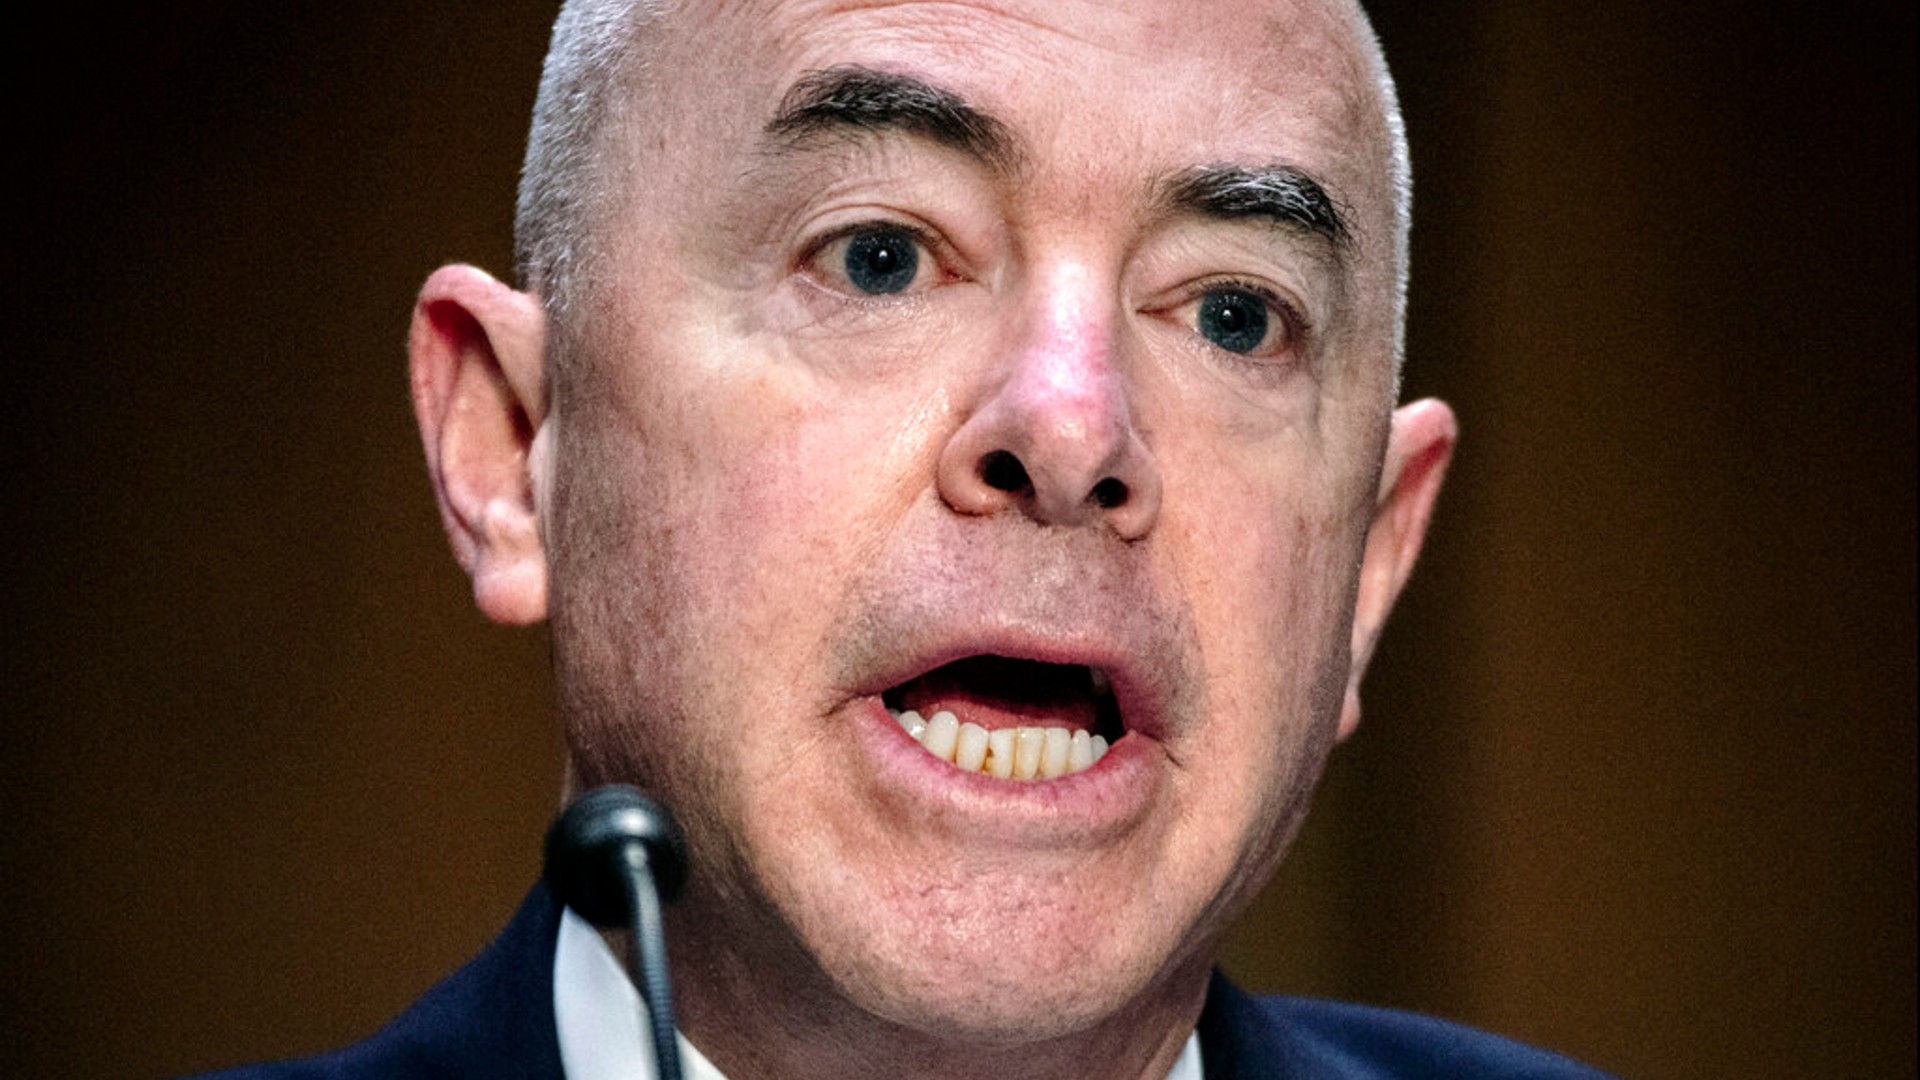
[891,708,1109,779]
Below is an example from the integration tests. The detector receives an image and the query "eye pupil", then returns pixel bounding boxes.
[844,228,919,295]
[1198,289,1269,354]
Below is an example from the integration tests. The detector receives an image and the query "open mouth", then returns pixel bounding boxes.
[881,656,1126,780]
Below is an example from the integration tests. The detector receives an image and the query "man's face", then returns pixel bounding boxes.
[545,0,1403,1046]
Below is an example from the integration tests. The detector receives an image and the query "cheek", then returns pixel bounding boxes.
[596,290,972,615]
[1163,477,1362,906]
[1163,441,1366,757]
[1138,340,1376,691]
[675,371,945,639]
[556,339,950,702]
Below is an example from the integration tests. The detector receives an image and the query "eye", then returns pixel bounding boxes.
[811,223,931,296]
[1194,286,1280,355]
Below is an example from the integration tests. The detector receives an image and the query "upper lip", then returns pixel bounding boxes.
[825,511,1191,747]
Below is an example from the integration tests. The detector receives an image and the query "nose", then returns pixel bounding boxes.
[936,271,1162,540]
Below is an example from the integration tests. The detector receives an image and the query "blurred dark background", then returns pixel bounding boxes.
[3,2,1912,1077]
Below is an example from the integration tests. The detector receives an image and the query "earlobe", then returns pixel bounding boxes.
[408,264,551,625]
[1337,398,1457,742]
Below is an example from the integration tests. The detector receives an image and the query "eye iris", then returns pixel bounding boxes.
[1198,289,1268,354]
[844,228,918,295]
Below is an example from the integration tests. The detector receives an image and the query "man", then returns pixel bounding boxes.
[209,0,1611,1076]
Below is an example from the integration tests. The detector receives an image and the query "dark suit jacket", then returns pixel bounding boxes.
[199,883,1614,1079]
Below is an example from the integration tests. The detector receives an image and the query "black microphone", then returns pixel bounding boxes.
[545,784,690,1080]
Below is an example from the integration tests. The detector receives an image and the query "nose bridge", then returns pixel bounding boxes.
[935,258,1163,538]
[1005,261,1127,466]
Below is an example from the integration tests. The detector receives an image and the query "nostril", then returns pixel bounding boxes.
[1090,477,1127,509]
[980,450,1030,494]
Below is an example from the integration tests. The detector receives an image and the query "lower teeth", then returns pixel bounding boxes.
[892,709,1109,779]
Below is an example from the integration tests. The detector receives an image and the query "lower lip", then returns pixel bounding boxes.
[846,696,1166,843]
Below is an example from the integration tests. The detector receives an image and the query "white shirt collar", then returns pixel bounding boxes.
[554,908,1204,1080]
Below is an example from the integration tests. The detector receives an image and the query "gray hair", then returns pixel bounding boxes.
[1359,13,1414,390]
[513,0,663,326]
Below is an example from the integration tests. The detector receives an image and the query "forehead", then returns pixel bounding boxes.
[636,0,1392,239]
[739,0,1373,112]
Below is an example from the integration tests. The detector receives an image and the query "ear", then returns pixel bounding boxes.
[1337,398,1457,742]
[408,264,550,625]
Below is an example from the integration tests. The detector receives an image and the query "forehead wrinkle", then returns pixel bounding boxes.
[799,0,1158,59]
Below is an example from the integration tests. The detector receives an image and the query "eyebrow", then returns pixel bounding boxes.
[1156,164,1352,250]
[763,66,1020,173]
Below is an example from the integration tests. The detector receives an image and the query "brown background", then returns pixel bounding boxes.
[3,2,1912,1077]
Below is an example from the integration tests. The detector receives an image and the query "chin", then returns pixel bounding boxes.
[777,859,1201,1048]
